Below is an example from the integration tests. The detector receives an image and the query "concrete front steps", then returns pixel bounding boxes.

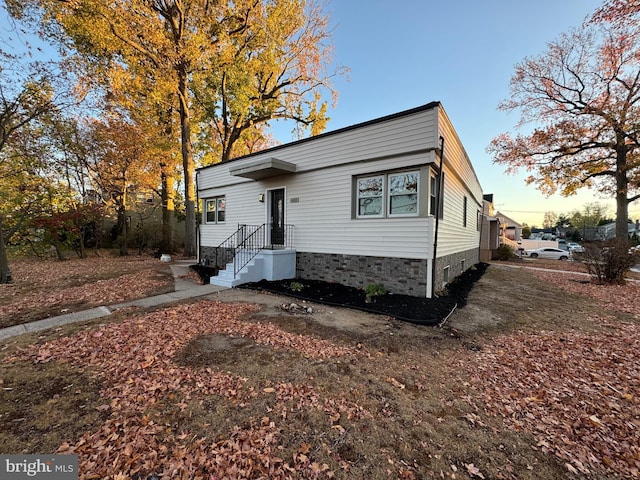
[210,249,296,288]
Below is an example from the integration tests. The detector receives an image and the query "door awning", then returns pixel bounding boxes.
[229,157,296,180]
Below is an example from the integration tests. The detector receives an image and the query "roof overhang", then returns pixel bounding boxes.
[229,157,296,180]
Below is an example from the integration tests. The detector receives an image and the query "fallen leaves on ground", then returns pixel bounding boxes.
[465,316,640,478]
[179,269,204,285]
[0,256,173,327]
[531,269,640,318]
[10,301,364,479]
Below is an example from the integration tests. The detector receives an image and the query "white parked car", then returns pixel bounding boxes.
[523,247,570,260]
[567,243,585,253]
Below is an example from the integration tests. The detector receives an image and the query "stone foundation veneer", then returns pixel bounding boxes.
[432,248,480,295]
[200,245,480,298]
[199,246,234,269]
[296,248,480,298]
[296,252,428,297]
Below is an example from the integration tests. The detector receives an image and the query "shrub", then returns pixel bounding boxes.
[364,283,386,303]
[289,281,304,292]
[577,240,637,285]
[493,244,515,261]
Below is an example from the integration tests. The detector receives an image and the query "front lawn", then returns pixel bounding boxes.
[0,259,638,479]
[0,254,174,328]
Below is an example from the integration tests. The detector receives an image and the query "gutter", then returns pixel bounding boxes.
[478,202,485,262]
[195,170,201,264]
[431,136,445,297]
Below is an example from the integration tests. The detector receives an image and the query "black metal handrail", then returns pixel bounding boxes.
[233,224,266,276]
[210,224,252,270]
[212,223,294,278]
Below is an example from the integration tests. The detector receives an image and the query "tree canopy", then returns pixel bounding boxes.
[487,14,640,243]
[0,22,76,282]
[8,0,341,256]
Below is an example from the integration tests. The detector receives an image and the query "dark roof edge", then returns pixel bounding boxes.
[196,101,441,171]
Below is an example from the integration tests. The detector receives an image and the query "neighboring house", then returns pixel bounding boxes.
[595,220,640,240]
[480,194,500,262]
[530,227,556,240]
[495,211,522,242]
[196,102,484,298]
[85,187,184,251]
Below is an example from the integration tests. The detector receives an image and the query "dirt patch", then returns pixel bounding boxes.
[176,333,301,369]
[0,361,108,454]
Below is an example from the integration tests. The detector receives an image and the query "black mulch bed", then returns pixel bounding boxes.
[240,262,488,325]
[189,264,220,283]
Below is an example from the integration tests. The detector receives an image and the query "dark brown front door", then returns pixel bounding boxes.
[270,188,285,246]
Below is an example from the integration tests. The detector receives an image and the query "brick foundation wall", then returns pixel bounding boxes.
[296,252,429,297]
[200,246,234,269]
[433,247,480,294]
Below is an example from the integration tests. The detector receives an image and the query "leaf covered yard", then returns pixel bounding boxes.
[467,319,640,477]
[0,256,174,328]
[0,262,639,479]
[7,301,366,479]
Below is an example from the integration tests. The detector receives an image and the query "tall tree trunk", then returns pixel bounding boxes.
[53,237,65,261]
[0,214,11,284]
[615,145,630,246]
[160,166,175,253]
[178,65,196,257]
[117,198,129,256]
[78,226,86,259]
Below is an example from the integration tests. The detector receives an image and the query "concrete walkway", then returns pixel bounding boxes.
[0,259,227,342]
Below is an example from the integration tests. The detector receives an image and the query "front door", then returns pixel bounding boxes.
[269,188,285,246]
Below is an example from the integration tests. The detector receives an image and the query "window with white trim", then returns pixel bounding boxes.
[357,175,384,217]
[389,172,418,215]
[356,170,419,218]
[205,196,225,224]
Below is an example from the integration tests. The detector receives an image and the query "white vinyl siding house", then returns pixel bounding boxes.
[197,102,483,297]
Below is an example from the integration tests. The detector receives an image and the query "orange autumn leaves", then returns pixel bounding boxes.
[11,301,365,479]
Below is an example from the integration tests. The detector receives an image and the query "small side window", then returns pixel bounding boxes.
[205,196,226,224]
[463,196,468,227]
[217,197,225,222]
[430,172,444,219]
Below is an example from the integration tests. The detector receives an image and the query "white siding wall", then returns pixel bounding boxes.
[436,105,483,258]
[200,152,436,259]
[198,108,439,190]
[198,104,482,262]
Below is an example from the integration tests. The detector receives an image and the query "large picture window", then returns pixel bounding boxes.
[389,172,418,215]
[357,176,384,217]
[205,196,225,224]
[356,170,420,218]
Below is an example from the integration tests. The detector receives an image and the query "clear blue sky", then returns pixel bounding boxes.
[274,0,639,226]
